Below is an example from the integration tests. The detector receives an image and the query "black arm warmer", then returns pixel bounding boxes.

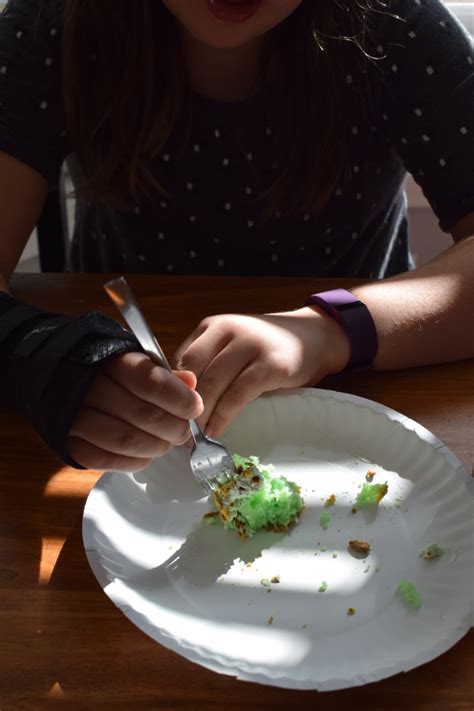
[0,292,143,468]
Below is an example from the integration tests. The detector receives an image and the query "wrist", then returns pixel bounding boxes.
[301,305,351,375]
[304,289,379,372]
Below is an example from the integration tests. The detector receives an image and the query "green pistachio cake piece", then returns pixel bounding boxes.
[211,454,304,539]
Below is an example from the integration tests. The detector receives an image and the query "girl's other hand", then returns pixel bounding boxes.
[68,352,203,472]
[173,308,350,439]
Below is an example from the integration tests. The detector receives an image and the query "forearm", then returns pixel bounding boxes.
[351,234,474,370]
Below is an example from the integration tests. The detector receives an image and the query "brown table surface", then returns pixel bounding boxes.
[1,273,473,711]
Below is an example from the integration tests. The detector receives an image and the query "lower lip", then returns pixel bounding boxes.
[206,0,263,23]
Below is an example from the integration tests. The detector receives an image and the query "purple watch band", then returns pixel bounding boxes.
[305,288,378,371]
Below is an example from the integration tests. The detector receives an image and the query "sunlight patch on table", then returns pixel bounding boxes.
[39,536,66,585]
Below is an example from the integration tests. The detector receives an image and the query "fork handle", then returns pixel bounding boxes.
[103,277,201,445]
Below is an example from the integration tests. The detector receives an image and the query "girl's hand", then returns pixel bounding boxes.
[68,352,204,472]
[173,307,350,439]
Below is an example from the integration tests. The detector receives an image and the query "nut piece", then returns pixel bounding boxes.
[348,539,371,555]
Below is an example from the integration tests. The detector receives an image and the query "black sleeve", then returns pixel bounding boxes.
[0,0,67,187]
[0,292,143,469]
[375,0,474,232]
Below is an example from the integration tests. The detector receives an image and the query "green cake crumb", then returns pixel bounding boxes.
[420,544,444,560]
[260,578,271,587]
[332,552,338,558]
[319,580,328,592]
[320,546,327,552]
[355,482,388,507]
[211,454,304,539]
[396,579,422,608]
[320,511,331,529]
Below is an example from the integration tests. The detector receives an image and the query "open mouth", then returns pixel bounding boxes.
[206,0,263,24]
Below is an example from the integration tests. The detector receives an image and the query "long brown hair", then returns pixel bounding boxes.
[61,0,390,217]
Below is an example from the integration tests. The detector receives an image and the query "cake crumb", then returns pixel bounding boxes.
[202,511,219,525]
[301,624,308,629]
[260,578,271,587]
[325,494,336,507]
[351,507,357,514]
[319,580,328,592]
[268,616,273,625]
[365,470,376,482]
[271,576,280,584]
[332,552,338,559]
[420,544,444,560]
[355,482,388,507]
[396,579,422,609]
[320,511,331,529]
[347,607,356,616]
[348,539,371,555]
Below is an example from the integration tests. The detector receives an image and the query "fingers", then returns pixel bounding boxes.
[194,338,256,427]
[173,320,234,380]
[104,352,203,419]
[84,375,192,445]
[68,436,153,473]
[204,361,272,438]
[173,369,198,390]
[69,407,172,459]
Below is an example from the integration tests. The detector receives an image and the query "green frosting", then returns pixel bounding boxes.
[355,482,388,507]
[396,579,422,608]
[213,454,304,539]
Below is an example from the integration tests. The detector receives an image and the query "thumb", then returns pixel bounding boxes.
[173,369,198,390]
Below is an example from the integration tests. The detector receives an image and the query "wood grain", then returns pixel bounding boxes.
[1,273,472,710]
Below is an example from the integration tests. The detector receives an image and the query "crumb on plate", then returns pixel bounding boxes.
[420,544,444,560]
[396,579,422,609]
[320,511,331,529]
[348,539,371,555]
[355,482,388,507]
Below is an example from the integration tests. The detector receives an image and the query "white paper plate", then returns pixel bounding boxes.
[82,388,473,690]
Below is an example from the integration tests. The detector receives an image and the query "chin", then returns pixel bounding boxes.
[190,28,261,50]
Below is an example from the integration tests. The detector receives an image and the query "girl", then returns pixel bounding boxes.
[0,0,472,472]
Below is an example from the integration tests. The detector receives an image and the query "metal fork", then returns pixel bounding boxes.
[104,276,261,497]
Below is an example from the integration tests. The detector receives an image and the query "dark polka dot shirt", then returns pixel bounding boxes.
[0,0,472,278]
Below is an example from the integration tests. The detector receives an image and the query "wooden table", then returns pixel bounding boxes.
[1,273,473,710]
